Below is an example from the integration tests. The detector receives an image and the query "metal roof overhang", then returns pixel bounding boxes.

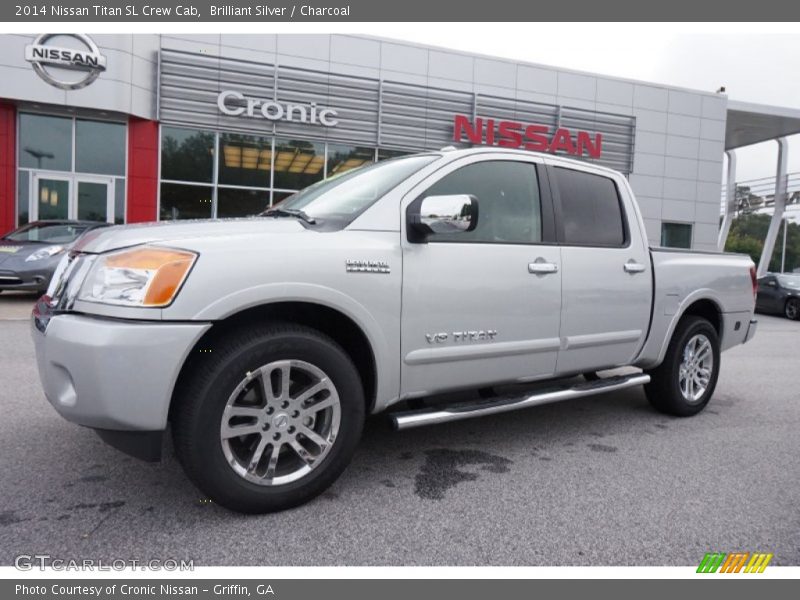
[726,99,800,150]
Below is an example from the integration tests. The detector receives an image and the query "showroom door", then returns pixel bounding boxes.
[74,177,114,222]
[30,174,114,223]
[31,174,71,221]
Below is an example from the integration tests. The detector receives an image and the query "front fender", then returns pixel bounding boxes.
[183,282,398,413]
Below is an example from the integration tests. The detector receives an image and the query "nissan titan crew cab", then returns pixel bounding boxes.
[32,148,758,513]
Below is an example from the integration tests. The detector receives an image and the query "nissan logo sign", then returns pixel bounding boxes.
[217,90,339,127]
[25,33,107,90]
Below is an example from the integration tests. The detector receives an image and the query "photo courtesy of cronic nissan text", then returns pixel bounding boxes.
[0,5,798,592]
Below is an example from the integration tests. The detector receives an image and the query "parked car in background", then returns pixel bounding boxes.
[756,273,800,320]
[0,221,110,295]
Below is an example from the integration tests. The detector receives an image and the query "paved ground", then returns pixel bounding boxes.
[0,294,798,566]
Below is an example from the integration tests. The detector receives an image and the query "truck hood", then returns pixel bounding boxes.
[73,217,308,253]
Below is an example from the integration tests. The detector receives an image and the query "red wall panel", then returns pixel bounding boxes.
[0,102,16,235]
[126,117,159,223]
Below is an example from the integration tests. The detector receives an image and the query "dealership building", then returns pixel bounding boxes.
[1,32,800,256]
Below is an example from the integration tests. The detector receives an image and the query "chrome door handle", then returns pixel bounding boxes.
[624,260,646,273]
[528,261,558,274]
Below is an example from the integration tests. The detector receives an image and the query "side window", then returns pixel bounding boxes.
[421,161,542,244]
[554,167,626,247]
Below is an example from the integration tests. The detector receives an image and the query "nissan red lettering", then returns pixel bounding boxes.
[453,114,602,158]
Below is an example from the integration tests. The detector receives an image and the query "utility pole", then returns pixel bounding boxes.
[780,217,788,273]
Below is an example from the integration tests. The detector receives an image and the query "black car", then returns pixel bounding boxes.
[755,272,800,320]
[0,220,110,295]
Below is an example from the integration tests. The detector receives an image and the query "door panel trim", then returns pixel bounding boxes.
[405,337,562,365]
[562,329,643,350]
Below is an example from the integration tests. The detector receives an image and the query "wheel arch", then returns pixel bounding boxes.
[640,294,724,369]
[679,298,722,336]
[168,301,379,422]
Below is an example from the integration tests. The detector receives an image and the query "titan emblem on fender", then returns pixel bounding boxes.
[426,330,498,344]
[345,260,390,274]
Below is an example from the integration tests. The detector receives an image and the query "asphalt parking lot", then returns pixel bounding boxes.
[0,291,798,566]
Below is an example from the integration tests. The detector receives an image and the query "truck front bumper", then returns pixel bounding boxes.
[32,304,210,458]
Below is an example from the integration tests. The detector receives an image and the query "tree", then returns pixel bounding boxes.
[734,185,764,215]
[724,213,800,272]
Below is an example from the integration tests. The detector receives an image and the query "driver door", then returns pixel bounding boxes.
[400,154,562,398]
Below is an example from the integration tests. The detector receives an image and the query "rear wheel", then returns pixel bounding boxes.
[644,316,720,417]
[172,323,365,513]
[785,298,800,320]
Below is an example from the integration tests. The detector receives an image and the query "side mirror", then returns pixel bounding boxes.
[409,194,478,239]
[766,280,777,287]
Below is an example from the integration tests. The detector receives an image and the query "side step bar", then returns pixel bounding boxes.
[391,372,650,431]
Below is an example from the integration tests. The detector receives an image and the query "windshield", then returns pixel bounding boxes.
[271,154,440,223]
[4,223,91,244]
[777,274,800,289]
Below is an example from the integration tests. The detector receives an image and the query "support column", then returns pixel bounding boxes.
[126,117,159,223]
[0,102,16,236]
[718,150,736,251]
[757,137,789,276]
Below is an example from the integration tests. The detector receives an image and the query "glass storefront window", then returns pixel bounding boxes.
[19,114,72,171]
[271,190,295,206]
[327,145,375,177]
[36,178,70,220]
[272,139,325,190]
[161,127,215,183]
[218,133,272,188]
[217,187,270,218]
[378,148,411,161]
[160,183,213,220]
[76,119,126,176]
[17,170,29,226]
[76,181,108,222]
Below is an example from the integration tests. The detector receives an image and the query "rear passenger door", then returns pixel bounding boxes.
[547,162,652,375]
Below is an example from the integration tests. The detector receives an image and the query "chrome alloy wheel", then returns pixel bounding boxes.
[678,334,714,403]
[220,360,341,486]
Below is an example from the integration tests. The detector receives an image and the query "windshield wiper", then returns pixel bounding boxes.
[262,207,316,225]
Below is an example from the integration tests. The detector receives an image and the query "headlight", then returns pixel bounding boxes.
[78,246,197,307]
[25,245,65,262]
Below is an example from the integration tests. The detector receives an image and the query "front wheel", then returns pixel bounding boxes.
[644,316,720,417]
[172,323,365,513]
[785,298,800,320]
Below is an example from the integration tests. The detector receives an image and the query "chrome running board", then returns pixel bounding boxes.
[391,373,650,431]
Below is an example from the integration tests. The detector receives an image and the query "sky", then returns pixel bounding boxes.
[378,23,800,185]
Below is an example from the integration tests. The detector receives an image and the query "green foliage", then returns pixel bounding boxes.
[724,213,800,272]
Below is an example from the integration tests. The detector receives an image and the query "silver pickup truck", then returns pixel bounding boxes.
[32,147,757,513]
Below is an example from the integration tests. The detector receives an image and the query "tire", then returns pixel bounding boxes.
[785,298,800,320]
[644,316,720,417]
[172,322,365,513]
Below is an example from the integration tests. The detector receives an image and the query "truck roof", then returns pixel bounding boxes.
[434,146,623,177]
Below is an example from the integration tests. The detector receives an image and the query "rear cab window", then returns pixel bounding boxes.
[552,166,627,247]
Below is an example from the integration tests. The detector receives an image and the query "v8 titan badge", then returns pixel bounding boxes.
[25,33,107,90]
